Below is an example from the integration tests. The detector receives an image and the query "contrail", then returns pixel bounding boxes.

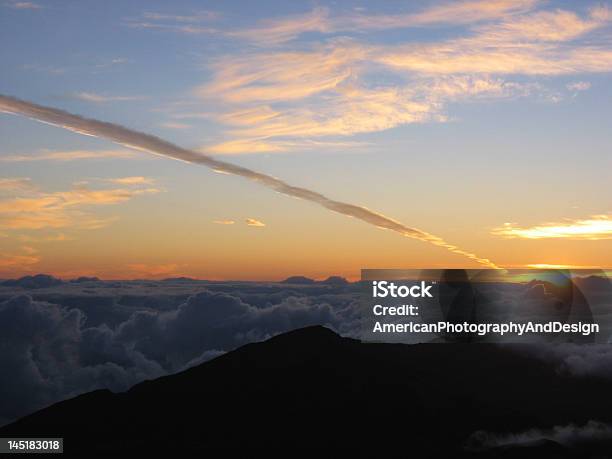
[0,94,498,268]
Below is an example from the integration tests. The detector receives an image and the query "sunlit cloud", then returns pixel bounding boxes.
[205,138,288,155]
[159,121,191,130]
[473,5,610,42]
[200,1,539,45]
[191,2,612,154]
[211,75,524,141]
[4,1,42,10]
[205,137,370,155]
[104,176,155,185]
[246,218,266,227]
[217,106,280,126]
[492,215,612,240]
[71,92,146,103]
[0,177,35,192]
[0,149,139,162]
[0,252,40,270]
[124,1,541,46]
[0,179,160,230]
[525,263,602,269]
[196,44,364,103]
[213,220,235,225]
[376,41,612,76]
[229,6,331,45]
[343,0,537,31]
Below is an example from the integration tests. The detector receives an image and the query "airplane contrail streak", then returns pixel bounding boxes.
[0,94,498,268]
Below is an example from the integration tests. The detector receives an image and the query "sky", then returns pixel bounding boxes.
[0,0,611,280]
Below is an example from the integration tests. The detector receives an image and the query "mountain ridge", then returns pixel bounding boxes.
[2,326,612,456]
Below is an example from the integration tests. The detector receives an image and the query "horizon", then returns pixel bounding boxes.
[2,269,611,284]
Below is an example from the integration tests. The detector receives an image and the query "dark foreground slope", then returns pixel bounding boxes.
[2,326,612,457]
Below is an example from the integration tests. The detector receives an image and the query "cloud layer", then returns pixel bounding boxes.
[0,279,360,424]
[0,275,610,429]
[176,2,612,154]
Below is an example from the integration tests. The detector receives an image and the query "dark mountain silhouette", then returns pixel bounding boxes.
[2,274,63,289]
[2,326,612,456]
[321,275,349,285]
[574,275,612,291]
[281,275,316,284]
[161,276,199,282]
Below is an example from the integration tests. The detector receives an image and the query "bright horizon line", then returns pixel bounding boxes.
[2,267,610,284]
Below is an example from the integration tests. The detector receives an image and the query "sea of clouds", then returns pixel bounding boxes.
[0,276,360,425]
[0,274,611,426]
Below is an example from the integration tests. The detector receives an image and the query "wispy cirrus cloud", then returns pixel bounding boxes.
[186,2,612,155]
[204,72,529,142]
[0,177,36,192]
[124,1,538,45]
[196,44,364,104]
[229,6,331,45]
[159,121,191,130]
[71,92,145,103]
[472,5,610,42]
[0,252,40,270]
[204,138,288,155]
[231,1,538,45]
[204,137,370,155]
[0,149,138,162]
[492,215,612,240]
[4,1,42,10]
[0,178,160,230]
[103,176,155,185]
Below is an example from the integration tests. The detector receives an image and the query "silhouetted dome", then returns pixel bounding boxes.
[281,276,315,284]
[321,276,349,285]
[2,274,63,289]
